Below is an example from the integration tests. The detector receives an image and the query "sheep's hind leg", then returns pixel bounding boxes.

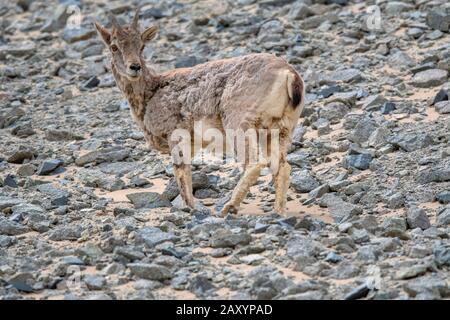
[273,133,290,216]
[220,162,265,216]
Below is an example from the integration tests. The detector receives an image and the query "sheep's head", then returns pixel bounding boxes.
[94,8,158,81]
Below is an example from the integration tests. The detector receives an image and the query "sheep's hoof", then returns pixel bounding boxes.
[273,206,287,217]
[220,203,238,217]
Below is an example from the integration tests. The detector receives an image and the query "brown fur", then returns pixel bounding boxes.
[94,10,305,215]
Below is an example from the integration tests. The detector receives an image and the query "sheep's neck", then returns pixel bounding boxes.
[111,63,159,123]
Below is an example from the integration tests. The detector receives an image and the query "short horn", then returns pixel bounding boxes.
[110,14,122,30]
[131,6,141,29]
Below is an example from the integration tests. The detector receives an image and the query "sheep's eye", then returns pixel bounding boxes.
[111,44,118,52]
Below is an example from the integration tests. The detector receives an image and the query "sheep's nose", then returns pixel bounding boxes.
[129,63,141,71]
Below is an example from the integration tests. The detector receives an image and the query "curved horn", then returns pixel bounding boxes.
[131,6,141,29]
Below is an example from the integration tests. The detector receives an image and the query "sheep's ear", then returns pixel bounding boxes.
[141,25,158,43]
[94,21,111,45]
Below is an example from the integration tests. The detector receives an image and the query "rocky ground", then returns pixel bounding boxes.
[1,0,450,300]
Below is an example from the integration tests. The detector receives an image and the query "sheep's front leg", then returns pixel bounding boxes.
[173,162,195,208]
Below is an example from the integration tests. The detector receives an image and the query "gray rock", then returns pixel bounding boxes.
[288,3,315,20]
[344,283,370,300]
[436,191,450,204]
[126,192,171,209]
[36,184,71,206]
[62,27,95,43]
[48,226,82,241]
[210,229,251,248]
[290,170,320,193]
[188,275,215,296]
[0,196,24,210]
[322,68,363,84]
[385,2,413,15]
[0,218,29,235]
[6,146,35,164]
[348,118,378,145]
[389,132,433,152]
[0,107,25,129]
[36,159,63,175]
[426,10,450,32]
[17,163,35,176]
[320,193,362,223]
[411,69,448,88]
[343,154,373,170]
[78,169,125,191]
[437,206,450,226]
[128,263,172,281]
[41,4,72,32]
[0,41,36,57]
[75,147,130,166]
[394,265,428,280]
[380,217,407,238]
[406,207,431,230]
[418,167,450,184]
[435,101,450,114]
[135,227,178,248]
[433,244,450,267]
[319,102,350,124]
[84,275,106,290]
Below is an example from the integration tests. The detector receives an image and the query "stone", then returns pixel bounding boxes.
[290,170,320,193]
[411,69,448,88]
[210,229,251,248]
[320,193,362,223]
[433,89,448,105]
[36,159,63,175]
[41,4,72,32]
[389,132,433,152]
[343,154,373,170]
[437,206,450,226]
[17,163,35,176]
[385,2,413,15]
[433,244,450,267]
[344,283,370,300]
[62,27,95,43]
[380,217,407,238]
[380,102,396,114]
[348,118,377,144]
[0,107,25,128]
[189,275,215,296]
[394,265,428,280]
[288,3,315,20]
[435,101,450,114]
[37,184,71,206]
[75,147,129,166]
[128,263,172,281]
[135,227,178,248]
[322,68,363,84]
[126,192,171,209]
[436,191,450,204]
[406,207,431,230]
[48,226,82,241]
[362,94,386,110]
[84,275,106,290]
[7,146,35,164]
[81,76,100,90]
[426,10,450,32]
[0,218,29,235]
